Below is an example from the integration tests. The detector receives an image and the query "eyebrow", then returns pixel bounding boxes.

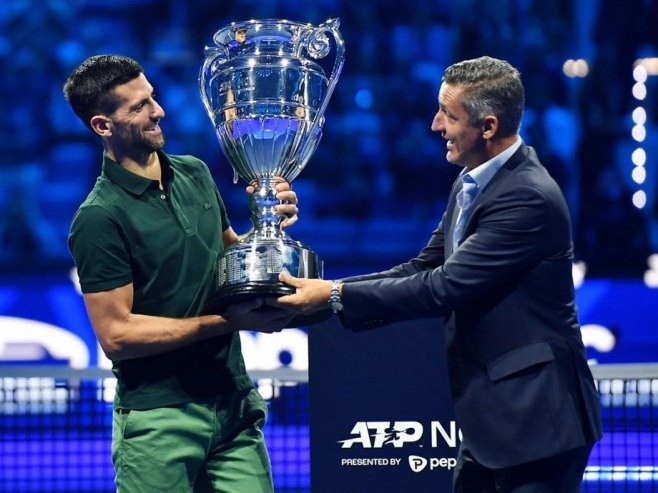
[128,93,152,112]
[439,103,454,116]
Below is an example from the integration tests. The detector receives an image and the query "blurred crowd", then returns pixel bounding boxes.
[1,0,658,277]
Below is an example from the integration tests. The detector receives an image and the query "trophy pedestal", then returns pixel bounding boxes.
[205,235,333,326]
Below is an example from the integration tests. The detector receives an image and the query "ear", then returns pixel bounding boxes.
[90,115,112,137]
[480,115,498,139]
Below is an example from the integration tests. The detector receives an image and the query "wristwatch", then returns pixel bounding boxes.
[328,281,344,313]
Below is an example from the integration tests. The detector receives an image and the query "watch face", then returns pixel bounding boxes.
[330,301,343,312]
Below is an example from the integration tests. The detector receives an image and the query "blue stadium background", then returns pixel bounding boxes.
[1,0,658,491]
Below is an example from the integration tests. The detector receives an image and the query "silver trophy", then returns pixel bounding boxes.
[200,18,345,314]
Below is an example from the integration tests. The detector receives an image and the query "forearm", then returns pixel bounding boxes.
[97,312,233,361]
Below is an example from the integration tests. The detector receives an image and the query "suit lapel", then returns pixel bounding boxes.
[445,177,463,257]
[453,144,531,246]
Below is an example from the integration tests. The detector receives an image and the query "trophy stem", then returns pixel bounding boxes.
[250,176,285,238]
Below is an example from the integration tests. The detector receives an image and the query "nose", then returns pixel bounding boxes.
[152,99,165,119]
[431,111,443,133]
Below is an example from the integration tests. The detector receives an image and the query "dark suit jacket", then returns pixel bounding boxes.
[340,143,602,468]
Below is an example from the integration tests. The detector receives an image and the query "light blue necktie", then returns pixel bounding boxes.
[453,174,478,250]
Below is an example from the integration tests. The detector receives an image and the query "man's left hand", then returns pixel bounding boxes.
[246,178,298,229]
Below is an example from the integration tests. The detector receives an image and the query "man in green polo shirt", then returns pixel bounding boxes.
[63,54,298,492]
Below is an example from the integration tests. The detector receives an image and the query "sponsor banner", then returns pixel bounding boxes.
[307,277,658,491]
[309,317,457,492]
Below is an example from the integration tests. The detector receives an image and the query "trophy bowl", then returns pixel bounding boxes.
[200,18,345,320]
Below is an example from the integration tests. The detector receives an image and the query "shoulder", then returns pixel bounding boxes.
[70,173,129,240]
[166,153,215,183]
[167,153,209,172]
[503,145,561,195]
[167,153,205,165]
[487,147,571,233]
[73,176,120,222]
[70,201,120,244]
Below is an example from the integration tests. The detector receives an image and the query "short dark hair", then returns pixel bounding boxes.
[63,54,143,130]
[442,56,525,138]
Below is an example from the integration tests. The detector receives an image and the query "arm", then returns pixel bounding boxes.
[274,211,450,313]
[340,183,569,327]
[75,176,299,361]
[84,217,288,361]
[342,210,448,283]
[278,182,569,328]
[223,226,240,246]
[85,281,293,361]
[83,283,231,361]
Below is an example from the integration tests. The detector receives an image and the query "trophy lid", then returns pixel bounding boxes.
[213,19,308,46]
[211,18,341,60]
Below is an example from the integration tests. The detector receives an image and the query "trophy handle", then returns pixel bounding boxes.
[199,46,229,123]
[296,18,345,165]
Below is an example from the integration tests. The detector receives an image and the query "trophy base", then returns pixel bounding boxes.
[205,280,333,327]
[205,236,332,326]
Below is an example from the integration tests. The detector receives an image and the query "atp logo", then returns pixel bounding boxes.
[338,420,461,449]
[339,421,423,448]
[409,455,428,472]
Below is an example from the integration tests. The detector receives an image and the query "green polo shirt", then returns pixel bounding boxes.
[69,151,253,409]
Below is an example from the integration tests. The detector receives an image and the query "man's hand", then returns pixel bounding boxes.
[246,178,298,229]
[221,297,297,333]
[275,272,333,313]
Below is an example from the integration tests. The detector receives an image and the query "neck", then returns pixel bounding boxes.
[107,146,161,182]
[462,135,519,171]
[486,135,519,159]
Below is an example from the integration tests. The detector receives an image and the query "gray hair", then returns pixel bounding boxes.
[442,56,525,137]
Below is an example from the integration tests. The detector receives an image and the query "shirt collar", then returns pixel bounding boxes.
[102,151,170,197]
[464,137,522,190]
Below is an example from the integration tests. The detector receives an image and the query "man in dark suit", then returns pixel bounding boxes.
[273,56,602,492]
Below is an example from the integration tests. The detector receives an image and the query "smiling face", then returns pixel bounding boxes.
[431,83,486,170]
[104,73,166,158]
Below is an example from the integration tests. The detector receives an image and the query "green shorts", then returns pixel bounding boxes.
[111,388,273,493]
